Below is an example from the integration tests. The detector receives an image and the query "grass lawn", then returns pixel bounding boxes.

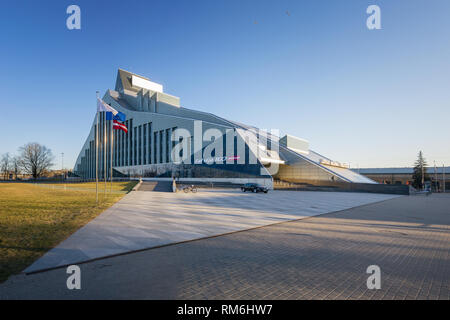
[0,181,137,283]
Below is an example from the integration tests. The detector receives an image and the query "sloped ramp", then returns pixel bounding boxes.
[138,181,173,192]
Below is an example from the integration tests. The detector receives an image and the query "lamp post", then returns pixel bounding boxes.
[95,91,99,203]
[444,164,446,193]
[434,160,438,192]
[61,152,64,181]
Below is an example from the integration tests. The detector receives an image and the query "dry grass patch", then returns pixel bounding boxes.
[0,181,137,282]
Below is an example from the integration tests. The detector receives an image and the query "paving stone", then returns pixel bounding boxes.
[1,194,448,300]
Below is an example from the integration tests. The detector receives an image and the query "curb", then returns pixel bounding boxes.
[132,179,143,191]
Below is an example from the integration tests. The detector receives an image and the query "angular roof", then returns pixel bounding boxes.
[106,69,378,184]
[115,68,153,93]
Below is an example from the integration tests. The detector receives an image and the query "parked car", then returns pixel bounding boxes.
[241,183,268,193]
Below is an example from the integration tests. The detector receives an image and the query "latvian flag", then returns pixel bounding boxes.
[113,120,128,133]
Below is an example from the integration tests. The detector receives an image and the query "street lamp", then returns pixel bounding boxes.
[444,164,446,193]
[61,152,64,181]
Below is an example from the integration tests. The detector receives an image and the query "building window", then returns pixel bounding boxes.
[143,124,147,164]
[154,131,158,164]
[178,136,184,160]
[129,119,133,166]
[172,127,177,154]
[133,126,137,166]
[165,129,170,163]
[159,130,164,163]
[138,125,142,166]
[148,122,152,164]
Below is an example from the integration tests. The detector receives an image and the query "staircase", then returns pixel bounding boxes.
[138,181,173,192]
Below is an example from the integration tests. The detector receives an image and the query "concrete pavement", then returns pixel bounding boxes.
[24,189,399,273]
[1,193,448,299]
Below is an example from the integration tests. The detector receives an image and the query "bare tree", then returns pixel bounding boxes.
[1,153,11,180]
[18,143,54,179]
[12,155,20,180]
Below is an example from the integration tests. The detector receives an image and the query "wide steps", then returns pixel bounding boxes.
[138,181,173,192]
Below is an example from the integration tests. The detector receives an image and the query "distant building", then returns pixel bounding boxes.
[353,167,449,190]
[74,69,375,188]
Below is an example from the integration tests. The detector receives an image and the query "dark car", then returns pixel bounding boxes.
[241,183,268,193]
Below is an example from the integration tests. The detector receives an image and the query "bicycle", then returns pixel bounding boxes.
[183,185,197,193]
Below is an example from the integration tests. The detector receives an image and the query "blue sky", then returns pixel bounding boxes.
[0,0,449,169]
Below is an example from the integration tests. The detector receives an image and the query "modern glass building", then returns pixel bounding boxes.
[74,69,375,188]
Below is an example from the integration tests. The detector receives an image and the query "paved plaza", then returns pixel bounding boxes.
[24,189,398,273]
[1,193,448,299]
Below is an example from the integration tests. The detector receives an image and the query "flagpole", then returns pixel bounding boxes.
[104,101,107,196]
[110,119,113,193]
[95,91,99,204]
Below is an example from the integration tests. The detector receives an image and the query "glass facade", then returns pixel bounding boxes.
[143,123,147,164]
[138,125,142,165]
[159,130,163,163]
[133,127,137,166]
[274,160,340,182]
[78,110,346,184]
[148,122,152,164]
[153,131,157,164]
[165,128,170,163]
[75,115,272,181]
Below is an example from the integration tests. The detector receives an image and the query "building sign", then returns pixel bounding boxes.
[195,156,240,164]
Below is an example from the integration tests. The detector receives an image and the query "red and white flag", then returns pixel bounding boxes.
[113,120,128,133]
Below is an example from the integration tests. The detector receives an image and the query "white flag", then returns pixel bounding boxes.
[97,98,118,115]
